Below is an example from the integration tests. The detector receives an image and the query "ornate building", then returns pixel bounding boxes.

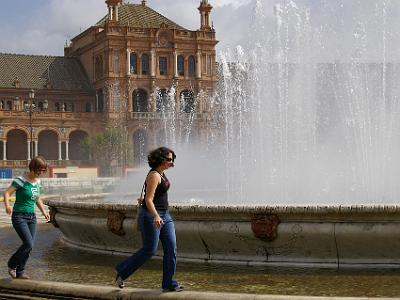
[0,0,217,174]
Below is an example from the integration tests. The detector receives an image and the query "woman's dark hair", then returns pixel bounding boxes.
[147,147,176,169]
[29,155,48,173]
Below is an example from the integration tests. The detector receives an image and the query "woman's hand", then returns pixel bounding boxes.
[43,212,50,222]
[5,205,12,215]
[153,214,164,229]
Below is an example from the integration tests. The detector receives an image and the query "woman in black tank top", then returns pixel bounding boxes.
[115,147,183,292]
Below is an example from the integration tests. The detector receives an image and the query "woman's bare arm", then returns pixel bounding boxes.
[144,172,164,228]
[4,186,16,215]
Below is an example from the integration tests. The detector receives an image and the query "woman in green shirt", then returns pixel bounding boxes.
[4,156,50,279]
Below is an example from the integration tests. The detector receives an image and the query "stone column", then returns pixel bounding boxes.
[174,51,178,78]
[58,141,62,160]
[27,141,31,161]
[3,141,6,160]
[151,50,156,77]
[127,49,131,75]
[196,51,202,79]
[138,53,142,76]
[34,141,38,157]
[66,141,69,161]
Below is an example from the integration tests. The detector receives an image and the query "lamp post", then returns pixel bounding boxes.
[24,89,36,160]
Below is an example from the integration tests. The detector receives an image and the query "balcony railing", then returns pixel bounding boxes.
[0,160,93,168]
[129,112,210,121]
[0,111,100,120]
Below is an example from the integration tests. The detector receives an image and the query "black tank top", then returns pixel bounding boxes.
[142,170,170,210]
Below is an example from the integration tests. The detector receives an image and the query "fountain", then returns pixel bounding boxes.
[45,0,400,268]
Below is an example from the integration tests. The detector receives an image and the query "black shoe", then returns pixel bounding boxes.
[115,275,124,289]
[163,285,184,292]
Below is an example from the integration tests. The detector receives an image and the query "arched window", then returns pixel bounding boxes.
[6,101,12,110]
[159,57,167,76]
[156,89,172,112]
[38,102,44,111]
[55,102,60,112]
[180,90,195,113]
[177,55,184,76]
[142,54,149,75]
[130,53,137,74]
[132,89,148,112]
[188,55,196,77]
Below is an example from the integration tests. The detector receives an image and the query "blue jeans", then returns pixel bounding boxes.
[116,208,178,289]
[8,212,37,277]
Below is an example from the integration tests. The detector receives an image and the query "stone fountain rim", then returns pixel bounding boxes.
[43,193,400,215]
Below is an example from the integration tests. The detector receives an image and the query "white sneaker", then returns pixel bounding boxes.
[116,275,124,288]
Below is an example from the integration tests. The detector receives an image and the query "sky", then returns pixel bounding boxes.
[0,0,254,56]
[0,0,399,62]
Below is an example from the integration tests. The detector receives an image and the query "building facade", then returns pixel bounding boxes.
[0,0,217,174]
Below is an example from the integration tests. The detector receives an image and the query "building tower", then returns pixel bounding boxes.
[106,0,122,22]
[198,0,213,31]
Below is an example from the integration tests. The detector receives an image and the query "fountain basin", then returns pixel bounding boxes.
[44,195,400,268]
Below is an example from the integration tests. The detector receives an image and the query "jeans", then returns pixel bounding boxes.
[8,212,37,277]
[116,208,178,289]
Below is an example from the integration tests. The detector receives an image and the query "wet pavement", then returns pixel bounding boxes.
[1,222,400,297]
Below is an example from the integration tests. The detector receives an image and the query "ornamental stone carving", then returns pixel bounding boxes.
[251,214,280,242]
[107,211,126,236]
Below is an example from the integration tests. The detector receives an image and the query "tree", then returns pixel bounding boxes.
[81,127,132,177]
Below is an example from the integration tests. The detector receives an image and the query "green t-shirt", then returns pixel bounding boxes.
[11,176,41,213]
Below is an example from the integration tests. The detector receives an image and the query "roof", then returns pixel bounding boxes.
[0,53,93,92]
[96,3,188,30]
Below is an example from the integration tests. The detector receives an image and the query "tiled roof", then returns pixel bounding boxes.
[0,53,93,92]
[96,3,188,30]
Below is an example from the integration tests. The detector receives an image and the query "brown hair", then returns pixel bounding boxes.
[29,156,48,173]
[147,147,176,168]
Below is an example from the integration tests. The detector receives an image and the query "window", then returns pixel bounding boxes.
[159,56,167,76]
[68,103,74,112]
[95,55,103,79]
[55,102,60,112]
[85,103,93,112]
[180,90,195,113]
[130,53,137,74]
[113,49,120,74]
[156,89,172,111]
[132,89,148,112]
[97,89,104,112]
[207,55,212,76]
[0,101,4,110]
[142,54,149,75]
[188,55,196,77]
[38,102,44,111]
[6,101,12,110]
[177,55,184,76]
